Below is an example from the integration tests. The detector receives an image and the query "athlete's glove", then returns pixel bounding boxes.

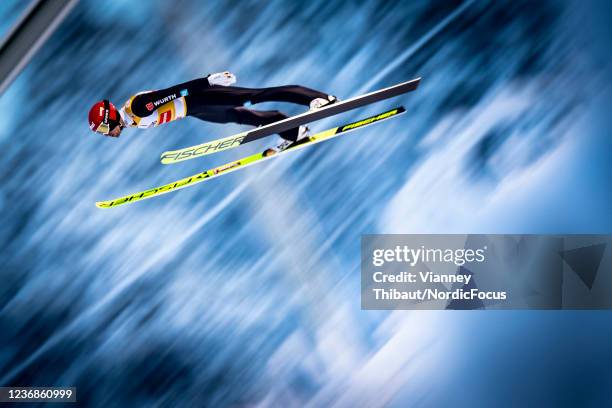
[207,71,237,86]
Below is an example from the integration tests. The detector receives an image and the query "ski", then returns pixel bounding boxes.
[160,77,420,164]
[96,106,405,208]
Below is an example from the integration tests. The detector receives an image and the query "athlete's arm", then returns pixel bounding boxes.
[130,91,170,118]
[130,72,237,117]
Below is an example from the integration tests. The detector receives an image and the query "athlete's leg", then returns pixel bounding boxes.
[188,105,299,141]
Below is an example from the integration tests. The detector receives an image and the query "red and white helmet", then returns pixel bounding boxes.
[88,100,120,134]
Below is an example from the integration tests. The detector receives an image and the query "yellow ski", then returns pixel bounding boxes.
[96,107,405,208]
[160,78,420,164]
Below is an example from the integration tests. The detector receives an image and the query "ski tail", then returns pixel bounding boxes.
[96,106,406,209]
[159,77,420,164]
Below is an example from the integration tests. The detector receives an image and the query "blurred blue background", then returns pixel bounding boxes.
[1,0,611,406]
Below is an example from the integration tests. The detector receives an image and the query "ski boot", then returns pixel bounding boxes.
[263,125,310,156]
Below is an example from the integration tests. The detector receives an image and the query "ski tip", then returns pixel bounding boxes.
[160,156,176,165]
[160,150,176,164]
[160,150,193,164]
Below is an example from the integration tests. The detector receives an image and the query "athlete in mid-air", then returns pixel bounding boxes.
[88,71,336,150]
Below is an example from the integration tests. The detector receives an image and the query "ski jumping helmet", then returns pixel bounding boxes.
[88,100,120,134]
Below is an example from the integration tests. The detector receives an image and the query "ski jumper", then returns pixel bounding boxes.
[119,77,329,141]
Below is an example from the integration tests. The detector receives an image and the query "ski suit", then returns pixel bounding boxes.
[118,77,329,141]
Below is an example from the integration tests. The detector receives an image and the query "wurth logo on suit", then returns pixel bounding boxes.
[122,92,187,129]
[147,94,178,111]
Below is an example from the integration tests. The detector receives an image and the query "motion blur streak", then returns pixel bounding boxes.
[357,0,476,94]
[0,180,250,386]
[1,0,611,407]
